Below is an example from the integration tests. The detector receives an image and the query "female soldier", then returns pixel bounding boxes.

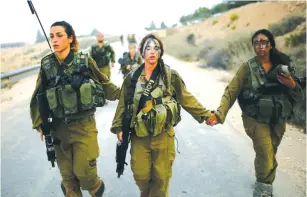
[30,21,120,197]
[212,29,304,197]
[111,34,216,197]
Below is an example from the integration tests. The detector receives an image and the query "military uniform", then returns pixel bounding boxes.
[30,51,120,197]
[90,43,115,79]
[111,64,211,197]
[215,56,304,197]
[119,52,143,77]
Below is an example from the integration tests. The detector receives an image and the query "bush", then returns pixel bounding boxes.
[246,22,250,27]
[212,20,219,25]
[187,33,196,45]
[229,13,239,22]
[284,31,306,47]
[269,15,305,36]
[231,25,236,30]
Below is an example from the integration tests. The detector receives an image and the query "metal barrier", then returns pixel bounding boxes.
[1,64,41,88]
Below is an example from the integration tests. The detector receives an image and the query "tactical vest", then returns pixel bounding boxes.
[91,44,111,68]
[129,65,181,137]
[238,57,293,124]
[41,52,106,119]
[123,52,141,69]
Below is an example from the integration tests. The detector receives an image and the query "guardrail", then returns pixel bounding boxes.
[1,64,41,88]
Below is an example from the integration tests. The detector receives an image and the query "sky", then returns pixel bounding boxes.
[0,0,223,44]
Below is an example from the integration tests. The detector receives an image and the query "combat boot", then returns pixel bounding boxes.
[61,182,83,197]
[253,181,273,197]
[88,179,105,197]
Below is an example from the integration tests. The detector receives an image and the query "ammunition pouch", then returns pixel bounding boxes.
[46,80,105,119]
[256,97,274,123]
[134,96,180,137]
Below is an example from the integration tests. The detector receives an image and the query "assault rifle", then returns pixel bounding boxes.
[27,0,59,167]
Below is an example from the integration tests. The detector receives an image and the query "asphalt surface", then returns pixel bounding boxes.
[1,42,305,197]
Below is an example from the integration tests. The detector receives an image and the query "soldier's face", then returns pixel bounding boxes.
[96,34,104,43]
[253,33,272,57]
[50,26,72,54]
[143,38,161,65]
[129,45,136,56]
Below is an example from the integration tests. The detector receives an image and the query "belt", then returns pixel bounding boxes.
[56,115,94,124]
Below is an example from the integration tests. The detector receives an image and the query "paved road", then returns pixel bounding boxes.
[1,42,305,197]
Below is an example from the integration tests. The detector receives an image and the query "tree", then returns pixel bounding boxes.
[160,21,167,29]
[35,30,45,43]
[145,21,157,31]
[90,28,100,36]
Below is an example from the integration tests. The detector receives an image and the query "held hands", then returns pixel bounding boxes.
[277,73,296,89]
[205,112,218,126]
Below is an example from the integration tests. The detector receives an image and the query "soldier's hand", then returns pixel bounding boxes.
[117,131,123,142]
[206,113,217,126]
[39,128,44,141]
[277,73,296,89]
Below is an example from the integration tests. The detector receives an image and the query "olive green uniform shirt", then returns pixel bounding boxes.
[111,67,211,133]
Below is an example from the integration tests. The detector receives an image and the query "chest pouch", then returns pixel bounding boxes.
[256,96,274,123]
[58,84,78,115]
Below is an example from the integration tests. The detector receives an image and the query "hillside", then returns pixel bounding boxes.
[160,1,306,131]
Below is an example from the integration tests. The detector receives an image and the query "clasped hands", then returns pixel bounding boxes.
[204,111,219,127]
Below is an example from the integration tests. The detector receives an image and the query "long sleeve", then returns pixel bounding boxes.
[110,75,131,133]
[29,68,43,131]
[216,63,249,123]
[171,70,211,123]
[88,57,120,100]
[109,45,115,63]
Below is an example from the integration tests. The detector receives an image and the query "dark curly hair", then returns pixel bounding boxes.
[139,34,171,95]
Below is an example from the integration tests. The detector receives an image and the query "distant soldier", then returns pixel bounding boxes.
[90,33,115,79]
[118,43,143,78]
[127,34,137,44]
[120,34,124,46]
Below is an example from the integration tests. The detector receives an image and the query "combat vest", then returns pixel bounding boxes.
[123,52,141,69]
[41,52,106,119]
[91,44,112,68]
[129,64,181,137]
[238,57,293,124]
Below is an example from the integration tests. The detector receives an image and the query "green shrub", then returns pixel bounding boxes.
[269,15,305,36]
[284,31,306,47]
[229,13,239,22]
[246,22,250,27]
[187,33,196,45]
[212,20,219,25]
[231,25,236,30]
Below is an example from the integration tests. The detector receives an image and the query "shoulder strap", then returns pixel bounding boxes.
[248,57,265,90]
[126,64,144,104]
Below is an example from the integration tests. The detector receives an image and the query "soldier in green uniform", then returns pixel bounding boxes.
[90,33,115,79]
[118,43,143,78]
[111,34,216,197]
[210,29,304,197]
[30,21,120,197]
